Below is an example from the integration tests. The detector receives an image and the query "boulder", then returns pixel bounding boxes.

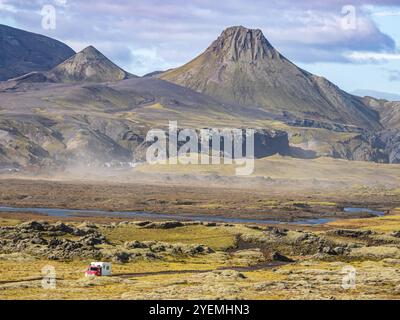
[18,221,45,231]
[333,229,374,238]
[391,231,400,238]
[47,222,74,234]
[112,251,131,263]
[144,221,185,229]
[266,227,288,237]
[125,240,149,249]
[79,233,106,246]
[271,252,294,262]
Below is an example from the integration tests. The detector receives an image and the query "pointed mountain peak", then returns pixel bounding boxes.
[48,46,137,83]
[79,45,104,57]
[82,45,98,51]
[220,25,263,37]
[210,25,278,61]
[160,26,380,130]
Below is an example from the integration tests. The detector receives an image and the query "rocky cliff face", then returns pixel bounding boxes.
[0,24,75,81]
[363,96,400,130]
[160,26,381,131]
[379,129,400,163]
[0,117,292,169]
[361,97,400,163]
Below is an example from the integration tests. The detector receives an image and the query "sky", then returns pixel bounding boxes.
[1,0,399,94]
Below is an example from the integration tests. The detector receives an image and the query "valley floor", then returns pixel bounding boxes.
[0,176,399,222]
[0,175,400,300]
[1,212,400,300]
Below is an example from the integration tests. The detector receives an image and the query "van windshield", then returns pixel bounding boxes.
[90,267,99,271]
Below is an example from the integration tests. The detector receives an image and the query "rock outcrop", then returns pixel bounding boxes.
[0,221,105,261]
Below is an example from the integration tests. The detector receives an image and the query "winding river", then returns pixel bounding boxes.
[0,206,385,225]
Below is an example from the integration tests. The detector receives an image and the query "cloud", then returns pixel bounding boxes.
[372,10,400,17]
[347,52,400,62]
[0,0,16,12]
[1,0,399,74]
[388,70,400,81]
[262,9,396,63]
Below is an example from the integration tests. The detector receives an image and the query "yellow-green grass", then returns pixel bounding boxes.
[0,256,226,282]
[1,253,398,300]
[255,156,400,182]
[101,225,236,251]
[137,155,400,185]
[0,253,248,300]
[0,260,87,282]
[0,218,21,227]
[328,211,400,232]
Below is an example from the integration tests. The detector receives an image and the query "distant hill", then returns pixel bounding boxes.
[352,89,400,102]
[160,26,381,131]
[143,71,165,78]
[0,24,75,81]
[6,46,137,84]
[48,46,136,82]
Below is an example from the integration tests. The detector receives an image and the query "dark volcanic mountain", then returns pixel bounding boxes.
[160,26,381,131]
[0,24,398,169]
[0,24,75,81]
[5,46,136,85]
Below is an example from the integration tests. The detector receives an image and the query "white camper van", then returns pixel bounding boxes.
[85,262,112,277]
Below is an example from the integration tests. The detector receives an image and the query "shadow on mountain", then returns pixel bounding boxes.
[254,148,318,160]
[288,146,318,160]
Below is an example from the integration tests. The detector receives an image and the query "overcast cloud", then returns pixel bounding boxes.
[0,0,399,76]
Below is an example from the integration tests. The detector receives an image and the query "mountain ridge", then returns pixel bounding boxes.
[160,26,381,131]
[352,89,400,102]
[0,24,75,81]
[4,45,136,85]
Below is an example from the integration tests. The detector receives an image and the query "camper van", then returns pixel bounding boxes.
[85,262,112,277]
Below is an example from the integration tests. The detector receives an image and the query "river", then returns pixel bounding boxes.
[0,206,385,225]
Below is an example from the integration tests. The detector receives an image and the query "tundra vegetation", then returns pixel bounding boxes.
[1,178,400,300]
